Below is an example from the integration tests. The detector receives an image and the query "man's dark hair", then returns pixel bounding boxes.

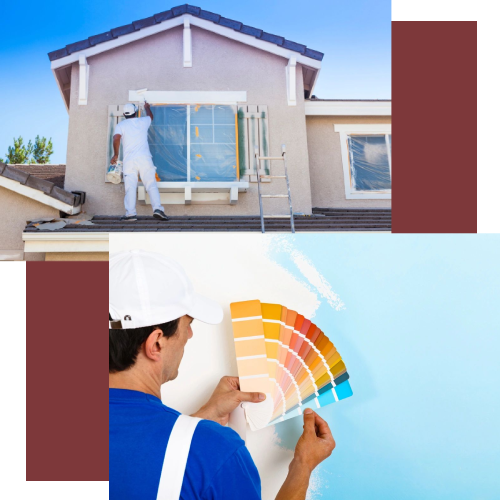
[109,315,180,373]
[124,112,137,119]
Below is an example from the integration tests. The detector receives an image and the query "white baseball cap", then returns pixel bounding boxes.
[123,103,138,116]
[109,250,223,329]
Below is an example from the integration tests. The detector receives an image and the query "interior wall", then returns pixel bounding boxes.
[306,115,392,208]
[64,26,313,216]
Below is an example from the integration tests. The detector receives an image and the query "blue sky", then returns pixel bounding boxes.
[1,0,390,164]
[268,234,500,500]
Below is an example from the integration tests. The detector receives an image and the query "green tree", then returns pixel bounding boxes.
[32,135,54,164]
[5,136,33,164]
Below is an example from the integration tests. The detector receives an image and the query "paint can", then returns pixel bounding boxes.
[107,160,123,184]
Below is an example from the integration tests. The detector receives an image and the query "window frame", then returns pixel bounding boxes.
[335,124,392,200]
[141,103,240,185]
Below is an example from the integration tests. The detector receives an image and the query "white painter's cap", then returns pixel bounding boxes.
[109,250,223,329]
[123,103,138,116]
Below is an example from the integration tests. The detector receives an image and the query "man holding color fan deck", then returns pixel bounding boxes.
[109,250,335,500]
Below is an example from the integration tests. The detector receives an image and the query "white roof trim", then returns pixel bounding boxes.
[23,232,109,253]
[0,175,81,215]
[50,14,322,71]
[305,101,391,116]
[334,124,391,133]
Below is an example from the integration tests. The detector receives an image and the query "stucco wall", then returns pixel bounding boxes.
[64,25,312,216]
[0,186,57,260]
[306,115,392,208]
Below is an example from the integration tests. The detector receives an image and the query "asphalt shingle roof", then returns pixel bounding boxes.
[24,208,391,233]
[48,4,324,62]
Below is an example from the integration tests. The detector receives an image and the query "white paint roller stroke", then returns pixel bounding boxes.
[266,235,345,312]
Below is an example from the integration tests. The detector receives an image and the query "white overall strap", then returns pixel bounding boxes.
[156,415,201,500]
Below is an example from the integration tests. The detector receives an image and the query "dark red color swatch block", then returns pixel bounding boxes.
[392,21,477,233]
[26,262,108,480]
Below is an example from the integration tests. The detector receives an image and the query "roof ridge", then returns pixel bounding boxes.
[48,4,324,62]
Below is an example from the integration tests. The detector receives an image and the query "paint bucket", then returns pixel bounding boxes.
[107,160,123,184]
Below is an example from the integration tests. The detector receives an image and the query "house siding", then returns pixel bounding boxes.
[64,25,313,216]
[0,186,57,260]
[306,115,392,208]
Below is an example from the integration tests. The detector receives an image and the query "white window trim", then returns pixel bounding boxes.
[136,102,246,195]
[129,90,247,104]
[334,124,392,200]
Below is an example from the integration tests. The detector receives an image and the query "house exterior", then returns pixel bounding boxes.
[0,4,391,261]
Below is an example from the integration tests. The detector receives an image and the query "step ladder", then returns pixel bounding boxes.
[254,145,295,233]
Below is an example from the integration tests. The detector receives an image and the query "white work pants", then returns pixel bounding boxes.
[123,156,164,216]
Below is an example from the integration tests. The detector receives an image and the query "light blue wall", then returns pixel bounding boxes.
[268,235,500,500]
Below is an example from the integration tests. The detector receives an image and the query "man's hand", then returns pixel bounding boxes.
[144,101,153,122]
[110,154,118,165]
[293,409,336,473]
[275,410,335,500]
[192,376,266,426]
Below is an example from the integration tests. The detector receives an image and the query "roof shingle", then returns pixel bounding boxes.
[0,163,81,207]
[24,209,391,233]
[48,4,324,62]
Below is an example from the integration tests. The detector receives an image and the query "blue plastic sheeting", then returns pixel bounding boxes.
[148,104,237,182]
[148,106,187,181]
[348,135,391,191]
[190,105,237,182]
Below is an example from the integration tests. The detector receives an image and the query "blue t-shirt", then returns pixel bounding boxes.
[109,389,261,500]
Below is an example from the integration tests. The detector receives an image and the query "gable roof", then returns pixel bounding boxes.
[8,164,66,189]
[0,163,82,215]
[48,4,324,63]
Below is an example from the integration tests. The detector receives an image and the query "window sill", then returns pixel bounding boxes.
[346,191,391,200]
[138,181,249,205]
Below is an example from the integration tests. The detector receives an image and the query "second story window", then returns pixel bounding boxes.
[148,104,238,182]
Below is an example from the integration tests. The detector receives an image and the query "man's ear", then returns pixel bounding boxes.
[143,328,164,362]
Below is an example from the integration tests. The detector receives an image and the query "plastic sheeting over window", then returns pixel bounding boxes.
[348,135,391,192]
[148,104,238,182]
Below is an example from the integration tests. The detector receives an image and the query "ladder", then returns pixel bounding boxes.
[254,144,295,233]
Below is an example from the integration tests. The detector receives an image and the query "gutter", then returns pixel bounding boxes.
[23,232,109,253]
[305,100,391,116]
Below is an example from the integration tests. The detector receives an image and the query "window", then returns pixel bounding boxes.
[147,104,238,182]
[335,124,392,199]
[348,134,391,191]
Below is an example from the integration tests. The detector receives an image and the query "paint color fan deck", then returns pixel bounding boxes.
[230,300,353,429]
